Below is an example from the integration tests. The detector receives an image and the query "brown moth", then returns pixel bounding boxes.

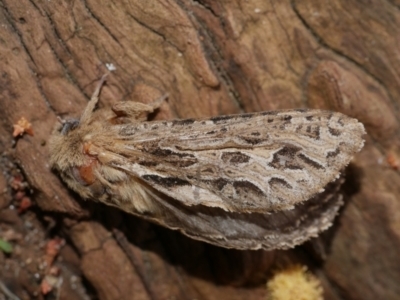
[49,75,365,250]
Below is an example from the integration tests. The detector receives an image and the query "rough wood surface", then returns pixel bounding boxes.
[0,0,399,299]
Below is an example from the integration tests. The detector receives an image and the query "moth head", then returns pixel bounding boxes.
[57,117,80,135]
[49,116,88,173]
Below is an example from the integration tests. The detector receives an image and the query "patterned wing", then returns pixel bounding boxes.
[97,109,364,213]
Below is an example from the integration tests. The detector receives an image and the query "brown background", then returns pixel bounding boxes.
[0,0,399,299]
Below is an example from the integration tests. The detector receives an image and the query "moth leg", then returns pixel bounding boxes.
[148,93,169,110]
[83,142,119,165]
[112,94,168,122]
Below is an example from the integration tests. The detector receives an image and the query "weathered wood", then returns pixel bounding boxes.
[0,0,399,299]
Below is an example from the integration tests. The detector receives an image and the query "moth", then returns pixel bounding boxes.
[49,75,365,250]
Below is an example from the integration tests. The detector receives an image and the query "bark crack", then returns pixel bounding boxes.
[290,0,387,91]
[81,0,122,48]
[0,0,55,112]
[176,0,246,113]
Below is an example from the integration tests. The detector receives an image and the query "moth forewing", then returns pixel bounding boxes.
[49,77,365,250]
[102,109,364,213]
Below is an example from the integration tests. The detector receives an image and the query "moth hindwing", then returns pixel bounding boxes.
[49,77,365,250]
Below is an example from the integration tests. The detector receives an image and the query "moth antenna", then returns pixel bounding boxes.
[80,73,109,124]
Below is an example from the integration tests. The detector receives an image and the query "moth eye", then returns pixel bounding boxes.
[60,119,80,135]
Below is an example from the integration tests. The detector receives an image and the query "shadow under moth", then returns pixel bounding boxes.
[49,75,365,250]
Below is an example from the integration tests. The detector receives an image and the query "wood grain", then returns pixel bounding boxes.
[0,0,399,299]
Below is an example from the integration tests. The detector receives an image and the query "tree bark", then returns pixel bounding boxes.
[0,0,399,299]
